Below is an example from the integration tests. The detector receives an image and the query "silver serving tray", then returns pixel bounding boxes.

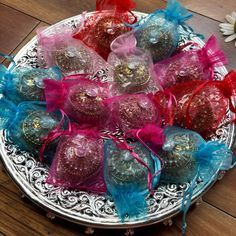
[0,12,234,233]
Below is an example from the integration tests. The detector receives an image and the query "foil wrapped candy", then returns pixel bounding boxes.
[104,139,161,220]
[154,71,236,139]
[45,127,106,193]
[108,32,161,94]
[0,98,61,155]
[37,26,112,77]
[154,35,227,88]
[131,0,192,62]
[44,75,112,128]
[73,0,137,59]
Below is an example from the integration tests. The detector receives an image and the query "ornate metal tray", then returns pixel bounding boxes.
[0,12,234,235]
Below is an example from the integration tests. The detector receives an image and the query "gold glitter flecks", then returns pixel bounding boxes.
[24,76,35,86]
[114,62,150,93]
[32,118,41,129]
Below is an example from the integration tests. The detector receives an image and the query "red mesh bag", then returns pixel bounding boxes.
[154,71,236,138]
[73,0,137,60]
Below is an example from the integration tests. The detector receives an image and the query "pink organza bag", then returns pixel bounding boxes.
[44,75,111,127]
[108,33,162,94]
[126,124,166,156]
[104,94,161,132]
[37,26,112,78]
[154,35,227,88]
[45,127,106,192]
[129,124,165,147]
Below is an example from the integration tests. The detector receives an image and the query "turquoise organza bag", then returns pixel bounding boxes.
[130,0,192,62]
[160,126,235,234]
[0,53,62,104]
[0,98,62,156]
[104,139,161,220]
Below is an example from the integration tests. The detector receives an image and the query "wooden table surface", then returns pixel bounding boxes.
[0,1,236,235]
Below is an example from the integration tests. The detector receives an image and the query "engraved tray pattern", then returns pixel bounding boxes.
[0,12,234,229]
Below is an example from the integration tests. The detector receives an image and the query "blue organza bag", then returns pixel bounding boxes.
[0,98,62,156]
[159,126,206,184]
[131,0,192,62]
[0,53,62,104]
[160,126,235,234]
[104,139,161,220]
[161,126,234,183]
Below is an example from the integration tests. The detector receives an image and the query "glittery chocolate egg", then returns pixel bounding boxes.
[117,95,159,131]
[174,93,213,131]
[159,132,199,183]
[106,142,154,188]
[136,24,175,62]
[164,61,203,87]
[22,111,59,147]
[66,85,106,124]
[55,135,103,183]
[93,16,129,52]
[114,62,151,93]
[15,70,49,101]
[172,83,228,138]
[55,46,91,75]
